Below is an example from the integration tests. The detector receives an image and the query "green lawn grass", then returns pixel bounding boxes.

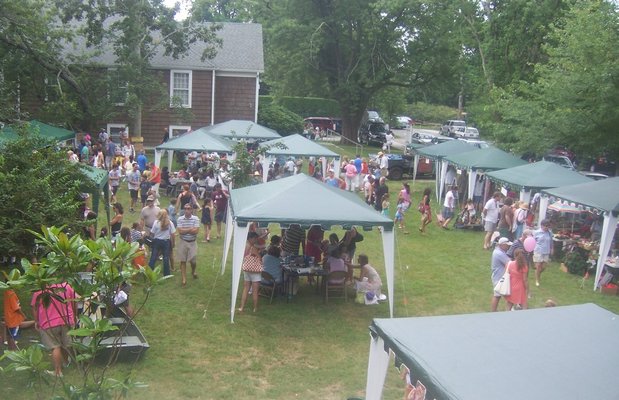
[2,142,618,399]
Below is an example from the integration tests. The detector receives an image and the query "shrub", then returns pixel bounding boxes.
[257,103,304,135]
[260,96,340,118]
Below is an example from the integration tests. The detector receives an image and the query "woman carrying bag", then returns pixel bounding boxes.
[238,232,263,313]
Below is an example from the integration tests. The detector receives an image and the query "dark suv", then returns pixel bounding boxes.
[358,121,388,146]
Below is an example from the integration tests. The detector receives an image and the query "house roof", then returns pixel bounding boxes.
[369,304,619,400]
[67,22,263,73]
[485,161,591,191]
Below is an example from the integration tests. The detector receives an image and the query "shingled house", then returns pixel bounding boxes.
[102,22,265,147]
[11,22,264,148]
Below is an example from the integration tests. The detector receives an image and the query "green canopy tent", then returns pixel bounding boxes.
[443,147,527,201]
[202,119,282,141]
[0,120,75,144]
[222,173,395,322]
[79,165,111,233]
[258,134,341,182]
[154,129,235,171]
[414,140,475,201]
[366,304,619,400]
[542,177,619,290]
[485,161,592,221]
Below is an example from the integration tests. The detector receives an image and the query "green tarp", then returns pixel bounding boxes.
[367,304,619,400]
[542,176,619,215]
[414,140,475,160]
[444,147,526,171]
[0,120,74,143]
[485,161,591,191]
[155,129,235,153]
[229,173,393,230]
[204,120,281,140]
[259,133,339,158]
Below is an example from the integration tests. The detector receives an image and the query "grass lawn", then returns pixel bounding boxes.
[2,142,618,399]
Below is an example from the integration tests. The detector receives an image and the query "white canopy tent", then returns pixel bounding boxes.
[257,134,341,182]
[221,174,395,322]
[541,177,619,290]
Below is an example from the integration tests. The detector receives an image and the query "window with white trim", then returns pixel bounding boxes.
[169,125,191,140]
[107,124,128,144]
[107,69,128,106]
[170,70,192,108]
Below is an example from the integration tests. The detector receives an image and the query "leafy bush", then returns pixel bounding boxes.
[257,103,304,135]
[260,96,340,117]
[564,251,588,275]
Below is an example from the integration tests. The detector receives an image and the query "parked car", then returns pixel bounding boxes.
[366,110,384,123]
[369,150,435,180]
[430,135,455,144]
[543,154,576,170]
[358,121,389,146]
[393,116,413,129]
[455,126,479,138]
[410,132,435,144]
[457,138,490,149]
[439,120,466,137]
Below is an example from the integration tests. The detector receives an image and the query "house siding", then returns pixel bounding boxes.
[214,76,256,124]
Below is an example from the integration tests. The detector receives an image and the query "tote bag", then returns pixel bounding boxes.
[494,271,511,296]
[242,255,263,273]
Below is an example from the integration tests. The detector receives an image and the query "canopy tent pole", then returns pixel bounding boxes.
[412,154,419,187]
[167,150,173,172]
[221,204,234,274]
[538,196,549,228]
[520,189,531,204]
[380,228,395,318]
[230,223,250,323]
[261,155,270,183]
[434,160,441,202]
[333,157,341,174]
[594,212,619,291]
[365,334,390,400]
[154,149,163,168]
[438,160,448,202]
[321,157,328,177]
[467,169,477,203]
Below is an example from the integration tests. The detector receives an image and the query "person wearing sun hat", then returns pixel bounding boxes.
[491,237,512,311]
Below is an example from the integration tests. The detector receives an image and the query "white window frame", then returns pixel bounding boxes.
[169,70,192,108]
[169,125,191,140]
[107,68,128,106]
[107,124,129,143]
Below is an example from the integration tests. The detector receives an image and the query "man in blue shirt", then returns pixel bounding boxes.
[136,150,148,173]
[491,237,512,312]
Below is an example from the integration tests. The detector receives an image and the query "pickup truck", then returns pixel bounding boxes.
[370,151,435,180]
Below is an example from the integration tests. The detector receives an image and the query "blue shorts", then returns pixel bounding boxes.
[8,326,20,339]
[442,207,454,219]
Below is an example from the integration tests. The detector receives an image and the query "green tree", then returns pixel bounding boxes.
[252,0,462,141]
[479,0,619,165]
[0,128,97,257]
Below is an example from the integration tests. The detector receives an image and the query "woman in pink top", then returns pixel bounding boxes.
[344,162,358,192]
[31,282,76,377]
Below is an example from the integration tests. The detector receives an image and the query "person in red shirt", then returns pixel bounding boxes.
[148,162,162,199]
[3,288,34,350]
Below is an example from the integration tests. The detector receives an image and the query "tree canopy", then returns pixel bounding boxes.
[0,129,96,257]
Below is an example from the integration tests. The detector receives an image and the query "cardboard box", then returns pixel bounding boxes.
[601,285,619,296]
